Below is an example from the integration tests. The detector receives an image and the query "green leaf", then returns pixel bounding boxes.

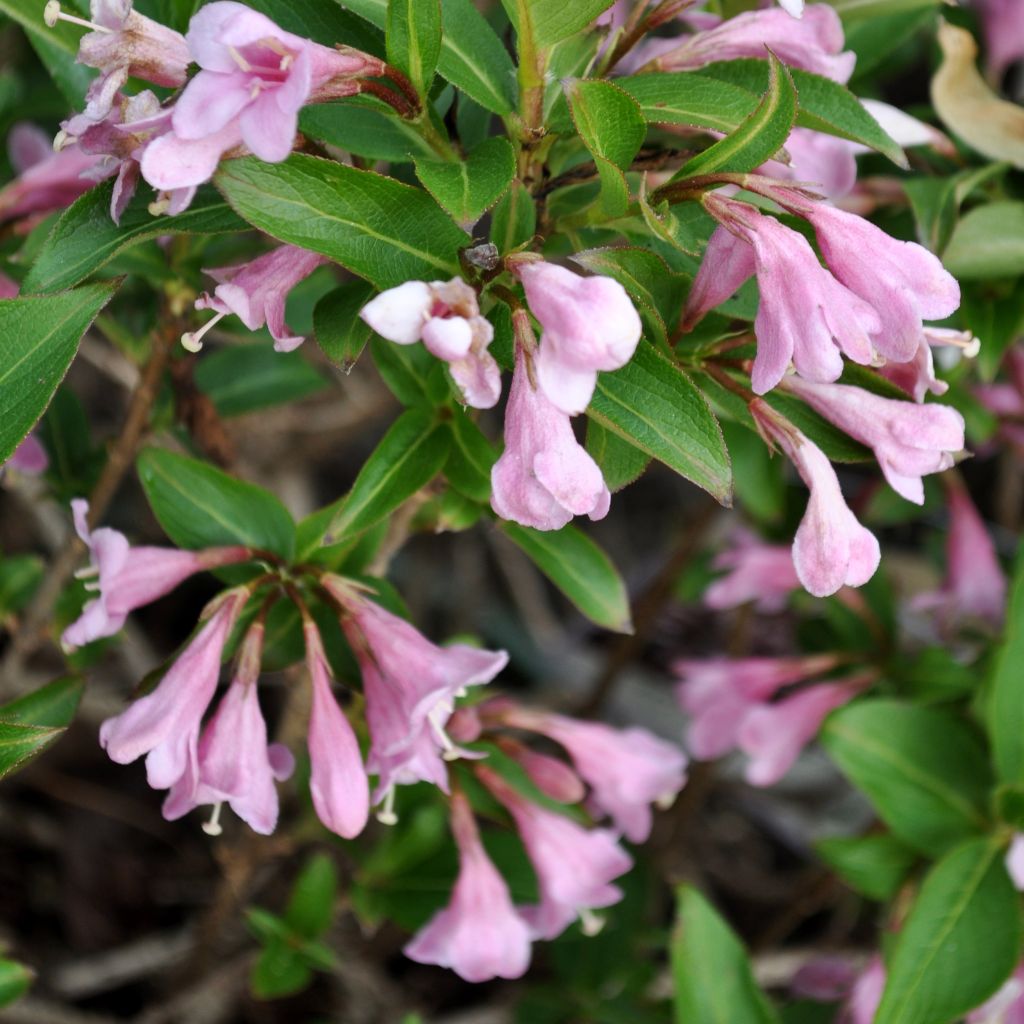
[314,281,375,371]
[499,522,632,633]
[875,838,1020,1024]
[490,181,537,253]
[0,556,44,622]
[0,675,84,781]
[831,0,944,20]
[245,0,384,52]
[300,99,437,162]
[386,0,441,96]
[370,337,449,406]
[284,855,338,939]
[327,409,452,542]
[821,700,992,856]
[816,834,918,902]
[677,55,796,177]
[671,885,779,1024]
[616,71,766,134]
[989,545,1024,784]
[195,344,327,417]
[587,342,732,505]
[250,940,312,1001]
[340,0,517,114]
[137,448,296,559]
[719,420,784,524]
[566,79,647,170]
[585,420,650,492]
[215,155,468,289]
[444,408,497,503]
[505,0,615,47]
[0,957,33,1008]
[415,137,516,229]
[22,184,246,294]
[698,60,906,167]
[943,201,1024,281]
[0,283,117,465]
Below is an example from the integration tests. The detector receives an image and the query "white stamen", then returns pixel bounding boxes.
[53,129,73,152]
[579,908,605,937]
[44,2,113,33]
[249,79,265,100]
[962,336,981,359]
[655,791,677,811]
[428,706,459,761]
[148,196,171,216]
[181,311,226,352]
[227,45,253,72]
[84,581,101,593]
[74,565,99,580]
[202,802,224,836]
[279,53,293,71]
[376,787,398,826]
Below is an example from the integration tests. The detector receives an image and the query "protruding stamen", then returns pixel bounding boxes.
[655,791,677,811]
[202,802,224,836]
[428,706,459,761]
[53,129,73,152]
[249,79,264,100]
[579,908,605,937]
[181,311,226,352]
[376,787,398,826]
[148,196,171,217]
[74,565,99,580]
[83,581,101,593]
[227,45,253,72]
[44,2,113,33]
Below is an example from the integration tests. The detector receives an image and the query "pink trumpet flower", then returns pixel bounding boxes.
[188,245,330,352]
[751,402,880,597]
[62,498,251,649]
[490,345,611,531]
[782,375,965,505]
[703,532,801,612]
[404,791,532,982]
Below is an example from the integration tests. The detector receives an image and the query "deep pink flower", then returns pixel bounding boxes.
[63,499,251,648]
[99,587,248,790]
[479,765,632,940]
[360,278,501,408]
[674,654,841,760]
[737,678,864,785]
[304,618,370,839]
[404,791,532,982]
[703,532,801,612]
[326,577,507,809]
[687,195,880,394]
[188,245,330,352]
[634,5,855,82]
[783,375,964,505]
[163,620,294,834]
[512,260,641,415]
[490,345,611,531]
[140,2,384,190]
[499,706,686,843]
[5,434,48,476]
[792,200,961,364]
[0,123,103,228]
[751,402,880,597]
[913,480,1006,631]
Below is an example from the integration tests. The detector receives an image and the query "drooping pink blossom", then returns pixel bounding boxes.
[913,478,1006,631]
[498,706,687,843]
[674,654,841,760]
[878,330,957,404]
[759,127,859,201]
[304,618,370,839]
[687,195,880,394]
[512,259,641,415]
[63,499,251,649]
[99,587,249,790]
[0,123,103,229]
[975,0,1024,84]
[736,678,865,786]
[360,278,501,408]
[490,345,611,531]
[633,5,855,82]
[751,401,880,597]
[703,532,801,612]
[187,245,330,352]
[140,2,384,190]
[788,198,961,364]
[5,434,48,476]
[325,577,507,809]
[163,620,294,834]
[404,791,532,982]
[478,766,632,940]
[783,375,965,505]
[501,741,586,805]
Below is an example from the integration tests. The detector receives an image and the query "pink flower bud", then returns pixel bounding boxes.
[752,402,880,597]
[191,245,330,352]
[404,791,532,982]
[502,742,586,805]
[513,260,641,415]
[783,375,965,505]
[62,499,251,649]
[491,345,611,531]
